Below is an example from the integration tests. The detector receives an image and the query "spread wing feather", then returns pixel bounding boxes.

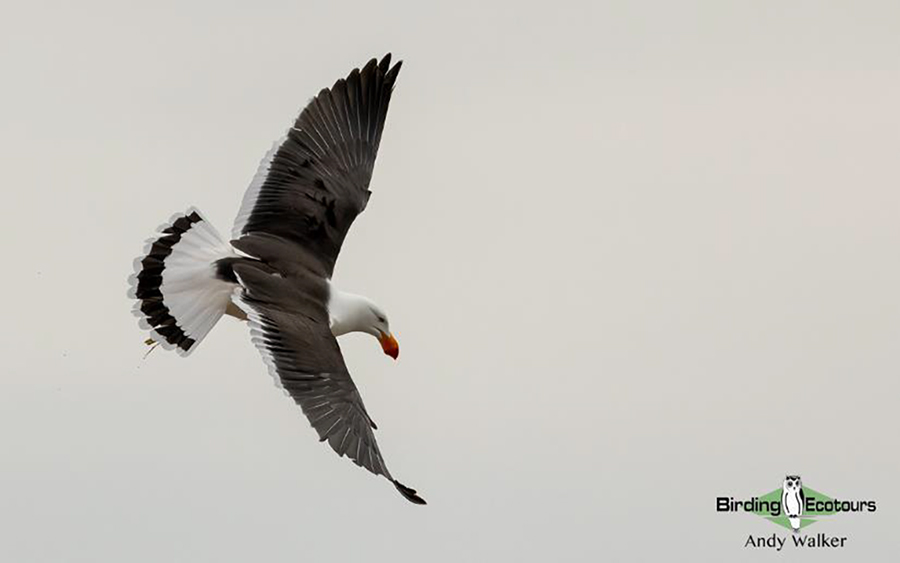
[233,54,402,276]
[232,261,425,504]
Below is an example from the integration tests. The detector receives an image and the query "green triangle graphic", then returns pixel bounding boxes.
[751,486,836,529]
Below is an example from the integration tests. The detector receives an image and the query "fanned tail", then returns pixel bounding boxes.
[129,208,237,355]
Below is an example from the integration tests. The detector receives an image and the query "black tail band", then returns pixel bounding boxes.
[135,211,203,351]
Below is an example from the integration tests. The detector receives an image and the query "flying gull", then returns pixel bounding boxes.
[128,54,425,504]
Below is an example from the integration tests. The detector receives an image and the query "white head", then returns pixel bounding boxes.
[328,287,399,359]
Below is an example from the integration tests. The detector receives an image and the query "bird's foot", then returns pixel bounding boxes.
[143,338,161,359]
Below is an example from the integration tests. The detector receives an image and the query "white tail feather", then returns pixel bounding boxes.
[130,208,237,355]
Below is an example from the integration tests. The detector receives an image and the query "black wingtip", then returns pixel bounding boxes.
[362,57,378,75]
[386,59,402,83]
[354,54,402,85]
[393,480,427,505]
[379,53,392,72]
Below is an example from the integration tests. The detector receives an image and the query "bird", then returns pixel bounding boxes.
[781,475,804,531]
[128,54,425,504]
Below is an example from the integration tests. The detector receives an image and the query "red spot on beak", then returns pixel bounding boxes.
[379,332,399,360]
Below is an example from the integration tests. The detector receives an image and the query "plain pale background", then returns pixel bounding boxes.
[1,1,898,560]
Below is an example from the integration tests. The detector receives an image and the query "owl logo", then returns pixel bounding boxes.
[782,475,805,532]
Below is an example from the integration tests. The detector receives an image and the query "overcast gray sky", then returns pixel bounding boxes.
[1,1,899,560]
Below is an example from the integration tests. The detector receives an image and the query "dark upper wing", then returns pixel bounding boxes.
[231,261,424,504]
[232,54,402,276]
